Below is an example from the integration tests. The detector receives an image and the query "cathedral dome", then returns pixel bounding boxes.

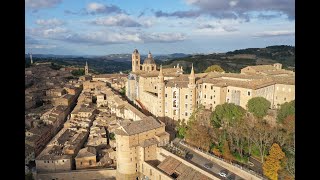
[143,52,156,65]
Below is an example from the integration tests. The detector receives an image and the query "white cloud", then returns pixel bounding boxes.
[35,18,65,27]
[229,0,238,7]
[85,2,122,15]
[26,0,62,9]
[86,2,105,12]
[92,14,142,27]
[254,30,295,37]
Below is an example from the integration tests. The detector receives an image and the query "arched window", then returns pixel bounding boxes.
[173,100,177,107]
[173,91,177,98]
[152,66,154,71]
[147,67,149,71]
[89,160,92,165]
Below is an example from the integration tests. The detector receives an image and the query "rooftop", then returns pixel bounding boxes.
[117,116,163,136]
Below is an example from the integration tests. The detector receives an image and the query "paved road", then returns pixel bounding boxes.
[171,139,243,180]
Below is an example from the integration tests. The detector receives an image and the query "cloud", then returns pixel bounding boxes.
[257,13,281,20]
[142,32,186,43]
[156,0,295,20]
[223,26,238,32]
[25,36,57,49]
[85,2,123,15]
[27,26,186,45]
[35,18,65,27]
[26,0,63,10]
[64,10,78,15]
[253,30,295,37]
[155,10,201,18]
[198,24,216,29]
[91,14,142,27]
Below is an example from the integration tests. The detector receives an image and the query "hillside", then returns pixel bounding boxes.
[25,45,294,74]
[163,45,295,73]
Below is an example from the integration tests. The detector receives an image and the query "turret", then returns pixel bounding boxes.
[158,65,165,118]
[188,64,196,111]
[188,63,195,85]
[85,61,89,75]
[132,49,140,72]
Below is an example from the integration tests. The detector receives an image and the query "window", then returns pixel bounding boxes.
[155,86,157,89]
[211,86,213,90]
[214,90,216,92]
[210,96,212,99]
[44,161,46,163]
[185,112,188,116]
[80,161,82,165]
[173,110,177,115]
[89,160,92,165]
[131,158,133,162]
[150,169,152,176]
[173,100,177,107]
[62,160,64,162]
[185,95,188,99]
[165,94,167,97]
[205,85,207,89]
[214,101,216,104]
[248,91,251,96]
[173,91,177,98]
[204,94,207,98]
[228,89,229,92]
[284,97,287,101]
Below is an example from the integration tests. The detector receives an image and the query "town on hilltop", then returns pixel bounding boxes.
[25,49,295,180]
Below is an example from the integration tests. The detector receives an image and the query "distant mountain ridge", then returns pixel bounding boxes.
[25,45,294,74]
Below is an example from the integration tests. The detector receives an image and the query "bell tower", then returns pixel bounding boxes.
[85,61,89,75]
[132,49,140,72]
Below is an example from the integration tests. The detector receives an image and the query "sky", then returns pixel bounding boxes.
[25,0,295,55]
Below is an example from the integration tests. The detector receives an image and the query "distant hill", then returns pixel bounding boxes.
[25,46,294,74]
[162,45,295,73]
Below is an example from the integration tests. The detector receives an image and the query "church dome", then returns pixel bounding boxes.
[143,52,156,65]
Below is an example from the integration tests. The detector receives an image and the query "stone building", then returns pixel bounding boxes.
[114,116,170,179]
[75,147,97,169]
[126,49,295,128]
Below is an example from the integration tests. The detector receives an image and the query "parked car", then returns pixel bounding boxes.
[218,169,229,177]
[227,174,236,180]
[185,152,193,160]
[203,163,213,169]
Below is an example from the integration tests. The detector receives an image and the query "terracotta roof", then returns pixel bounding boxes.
[75,147,96,158]
[120,116,164,135]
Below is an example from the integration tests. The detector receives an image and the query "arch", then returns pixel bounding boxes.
[173,100,177,107]
[173,91,177,98]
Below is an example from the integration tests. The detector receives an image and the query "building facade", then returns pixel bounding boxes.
[126,49,295,128]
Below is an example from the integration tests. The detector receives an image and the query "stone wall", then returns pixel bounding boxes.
[36,168,116,180]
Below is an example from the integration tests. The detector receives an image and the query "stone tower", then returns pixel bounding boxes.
[188,64,196,111]
[132,49,140,72]
[85,61,89,75]
[30,52,33,64]
[158,65,165,119]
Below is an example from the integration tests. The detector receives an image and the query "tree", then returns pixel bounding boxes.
[71,68,85,76]
[211,103,245,128]
[204,65,224,73]
[250,120,275,163]
[25,172,34,180]
[263,143,285,180]
[247,97,271,119]
[222,140,234,162]
[277,100,295,123]
[109,132,115,140]
[185,107,215,151]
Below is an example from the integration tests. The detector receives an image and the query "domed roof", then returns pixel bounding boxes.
[143,52,156,65]
[133,49,139,54]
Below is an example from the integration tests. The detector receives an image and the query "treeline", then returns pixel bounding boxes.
[177,97,295,180]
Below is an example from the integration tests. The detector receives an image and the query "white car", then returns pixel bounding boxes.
[219,169,229,177]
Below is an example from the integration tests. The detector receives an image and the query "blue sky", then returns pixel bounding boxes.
[25,0,295,55]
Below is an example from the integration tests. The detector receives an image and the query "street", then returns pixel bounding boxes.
[171,139,244,180]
